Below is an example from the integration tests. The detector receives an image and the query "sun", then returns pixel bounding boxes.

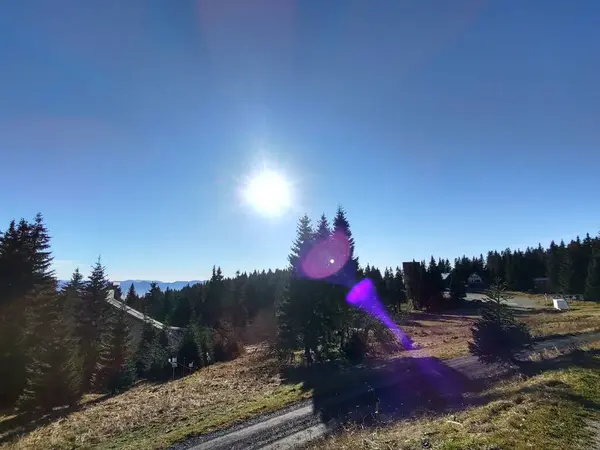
[243,169,292,217]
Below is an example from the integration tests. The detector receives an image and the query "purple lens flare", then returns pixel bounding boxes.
[347,278,414,350]
[301,231,351,280]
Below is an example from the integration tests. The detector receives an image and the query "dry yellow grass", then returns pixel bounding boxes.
[0,349,307,450]
[522,301,600,338]
[2,303,599,450]
[399,312,476,360]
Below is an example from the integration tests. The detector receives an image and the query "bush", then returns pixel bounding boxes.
[342,332,367,364]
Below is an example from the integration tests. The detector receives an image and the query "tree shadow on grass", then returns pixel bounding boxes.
[0,392,114,445]
[280,354,490,430]
[280,346,600,434]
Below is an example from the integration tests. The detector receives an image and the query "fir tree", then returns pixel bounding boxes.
[135,318,156,377]
[17,216,82,410]
[276,214,315,361]
[584,254,600,302]
[125,283,138,307]
[77,258,112,390]
[93,301,135,393]
[559,250,575,295]
[147,327,172,381]
[177,326,201,370]
[19,283,83,410]
[392,266,406,307]
[469,280,532,365]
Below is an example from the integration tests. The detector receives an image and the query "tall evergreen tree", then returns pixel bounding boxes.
[146,327,172,381]
[276,214,315,361]
[125,283,138,307]
[17,216,82,410]
[1,214,65,407]
[392,266,407,307]
[584,254,600,302]
[77,258,112,390]
[19,283,83,410]
[135,318,156,377]
[559,250,575,295]
[93,301,134,393]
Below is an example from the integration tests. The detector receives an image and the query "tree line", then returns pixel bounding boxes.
[1,211,599,411]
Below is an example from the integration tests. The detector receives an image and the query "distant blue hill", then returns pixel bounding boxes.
[57,279,205,295]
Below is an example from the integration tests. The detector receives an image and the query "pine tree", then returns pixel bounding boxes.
[469,280,532,365]
[19,283,83,410]
[125,283,138,307]
[449,272,466,308]
[135,318,156,377]
[584,254,600,302]
[147,327,172,381]
[146,282,164,321]
[276,214,315,361]
[17,216,82,410]
[392,266,406,307]
[0,219,30,406]
[177,326,201,371]
[77,258,112,390]
[546,241,561,292]
[63,268,85,328]
[559,250,575,295]
[93,301,135,393]
[331,206,360,355]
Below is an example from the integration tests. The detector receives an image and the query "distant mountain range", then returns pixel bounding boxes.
[57,279,205,295]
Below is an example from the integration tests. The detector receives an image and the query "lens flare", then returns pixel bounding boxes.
[301,231,351,280]
[347,279,414,349]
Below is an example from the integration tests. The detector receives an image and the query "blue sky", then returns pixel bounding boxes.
[1,0,599,281]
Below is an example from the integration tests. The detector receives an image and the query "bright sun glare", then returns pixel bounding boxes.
[244,170,292,217]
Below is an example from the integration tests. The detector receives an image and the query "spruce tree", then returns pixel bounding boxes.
[313,213,338,356]
[584,254,600,302]
[77,258,112,390]
[125,283,138,307]
[276,214,314,361]
[177,326,201,371]
[135,318,156,377]
[469,280,532,365]
[392,266,406,307]
[546,241,561,292]
[17,216,82,410]
[559,250,575,295]
[0,219,30,406]
[331,206,359,354]
[93,301,135,393]
[19,283,83,410]
[147,327,172,381]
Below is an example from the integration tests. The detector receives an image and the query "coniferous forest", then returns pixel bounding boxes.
[1,210,599,411]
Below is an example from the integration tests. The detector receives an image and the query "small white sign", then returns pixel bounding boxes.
[553,298,569,311]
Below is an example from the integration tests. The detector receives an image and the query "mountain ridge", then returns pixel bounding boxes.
[57,279,205,295]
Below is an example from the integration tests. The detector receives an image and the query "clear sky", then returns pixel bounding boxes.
[1,1,599,281]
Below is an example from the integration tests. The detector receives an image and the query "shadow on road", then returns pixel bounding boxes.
[280,345,600,433]
[280,354,488,430]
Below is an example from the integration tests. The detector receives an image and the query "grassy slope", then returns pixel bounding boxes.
[307,343,600,450]
[2,301,599,449]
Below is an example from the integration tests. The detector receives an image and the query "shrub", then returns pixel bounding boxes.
[469,280,533,365]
